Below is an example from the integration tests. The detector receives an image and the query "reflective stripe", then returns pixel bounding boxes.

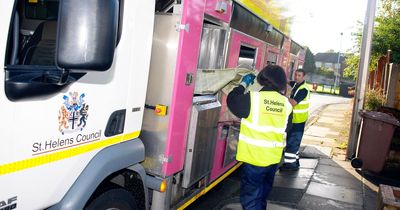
[241,120,286,134]
[252,92,260,124]
[285,153,297,158]
[239,134,285,148]
[0,131,140,175]
[293,83,300,96]
[293,109,309,113]
[286,100,293,113]
[285,158,297,163]
[299,100,309,105]
[284,99,292,124]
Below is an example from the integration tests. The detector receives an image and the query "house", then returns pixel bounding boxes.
[315,52,346,76]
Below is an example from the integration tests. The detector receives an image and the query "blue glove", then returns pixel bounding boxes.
[240,73,256,87]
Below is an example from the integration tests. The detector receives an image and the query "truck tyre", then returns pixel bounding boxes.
[85,187,138,210]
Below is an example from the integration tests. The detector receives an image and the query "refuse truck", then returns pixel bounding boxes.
[0,0,305,209]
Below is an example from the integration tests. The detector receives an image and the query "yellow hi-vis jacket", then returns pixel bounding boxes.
[292,82,310,124]
[237,91,292,167]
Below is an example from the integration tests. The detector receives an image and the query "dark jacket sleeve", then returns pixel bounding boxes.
[293,89,308,103]
[285,112,293,133]
[227,85,250,119]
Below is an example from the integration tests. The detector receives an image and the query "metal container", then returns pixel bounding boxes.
[197,24,228,70]
[182,95,221,188]
[223,125,239,167]
[140,14,181,176]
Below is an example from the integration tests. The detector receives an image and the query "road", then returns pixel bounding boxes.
[186,93,352,210]
[308,93,352,120]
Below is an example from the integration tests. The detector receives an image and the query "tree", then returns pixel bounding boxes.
[344,54,359,80]
[317,66,335,79]
[342,0,400,80]
[303,48,317,74]
[372,0,400,63]
[344,22,363,80]
[344,54,379,80]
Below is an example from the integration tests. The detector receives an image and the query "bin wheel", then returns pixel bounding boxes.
[351,158,363,169]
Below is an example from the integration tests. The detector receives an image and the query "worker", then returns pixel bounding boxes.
[280,69,310,171]
[227,65,292,210]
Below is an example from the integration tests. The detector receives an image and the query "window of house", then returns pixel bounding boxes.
[324,63,333,68]
[315,62,322,68]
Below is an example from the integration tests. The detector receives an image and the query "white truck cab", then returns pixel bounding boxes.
[0,0,155,209]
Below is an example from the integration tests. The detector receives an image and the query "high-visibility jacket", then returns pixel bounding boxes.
[292,82,310,124]
[237,91,292,167]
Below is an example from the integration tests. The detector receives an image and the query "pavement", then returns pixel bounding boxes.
[187,95,379,210]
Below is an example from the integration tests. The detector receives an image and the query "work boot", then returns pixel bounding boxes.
[279,162,300,171]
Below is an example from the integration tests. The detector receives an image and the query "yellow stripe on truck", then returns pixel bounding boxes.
[177,162,243,210]
[0,131,140,176]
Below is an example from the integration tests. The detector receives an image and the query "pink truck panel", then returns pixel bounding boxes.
[266,45,281,65]
[280,37,291,76]
[142,2,303,205]
[267,45,281,55]
[162,1,206,176]
[226,31,265,70]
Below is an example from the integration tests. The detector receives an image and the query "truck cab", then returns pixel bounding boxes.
[0,0,155,209]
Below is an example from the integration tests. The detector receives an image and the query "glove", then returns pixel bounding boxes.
[240,73,256,88]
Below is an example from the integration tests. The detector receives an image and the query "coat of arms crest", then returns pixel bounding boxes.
[58,92,89,134]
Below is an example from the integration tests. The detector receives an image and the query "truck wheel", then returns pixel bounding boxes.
[85,187,138,210]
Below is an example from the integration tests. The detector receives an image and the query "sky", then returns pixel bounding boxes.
[283,0,368,54]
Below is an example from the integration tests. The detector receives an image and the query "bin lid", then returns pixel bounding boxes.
[360,111,400,126]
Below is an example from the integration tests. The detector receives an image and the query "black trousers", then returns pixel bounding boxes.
[240,163,278,210]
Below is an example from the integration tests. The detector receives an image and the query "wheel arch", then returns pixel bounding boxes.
[48,139,148,210]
